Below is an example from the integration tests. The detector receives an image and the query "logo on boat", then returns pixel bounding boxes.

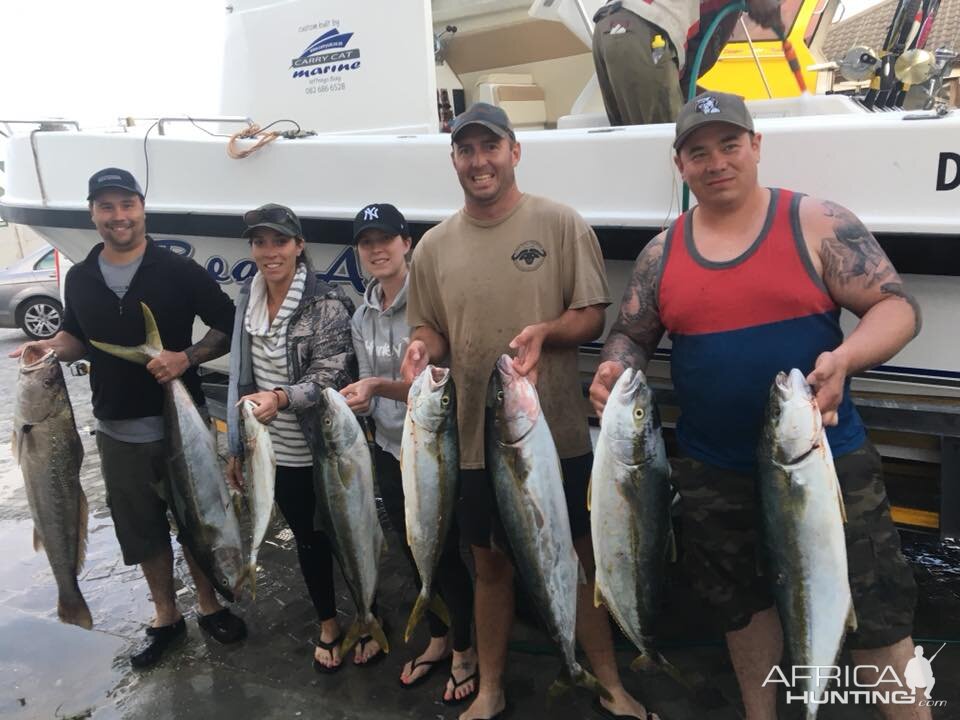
[291,28,360,70]
[937,152,959,191]
[763,644,947,708]
[511,241,547,272]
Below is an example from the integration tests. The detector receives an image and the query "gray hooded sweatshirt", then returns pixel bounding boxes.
[351,275,410,460]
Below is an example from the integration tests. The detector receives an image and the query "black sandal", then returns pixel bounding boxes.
[442,667,479,706]
[399,653,451,688]
[313,632,345,674]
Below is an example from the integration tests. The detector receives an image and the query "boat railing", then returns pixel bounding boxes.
[0,119,81,137]
[156,116,253,136]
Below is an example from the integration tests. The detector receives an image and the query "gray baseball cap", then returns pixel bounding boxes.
[450,102,515,143]
[674,92,755,151]
[241,203,302,238]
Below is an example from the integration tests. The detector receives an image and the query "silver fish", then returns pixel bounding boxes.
[759,368,855,717]
[14,349,92,629]
[400,365,458,641]
[240,398,276,597]
[486,354,609,701]
[312,387,388,656]
[590,368,672,670]
[91,303,245,602]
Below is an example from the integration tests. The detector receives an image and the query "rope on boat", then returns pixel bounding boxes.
[227,123,281,159]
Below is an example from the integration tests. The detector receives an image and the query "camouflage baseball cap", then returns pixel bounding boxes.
[450,102,515,143]
[674,92,755,151]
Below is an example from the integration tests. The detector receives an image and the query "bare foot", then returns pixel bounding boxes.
[459,688,505,720]
[314,619,342,670]
[400,635,451,686]
[354,634,383,664]
[444,648,478,703]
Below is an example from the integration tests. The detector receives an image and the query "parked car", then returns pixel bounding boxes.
[0,244,63,339]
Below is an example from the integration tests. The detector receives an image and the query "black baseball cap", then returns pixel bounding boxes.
[674,91,755,151]
[450,102,515,143]
[241,203,302,238]
[353,203,408,242]
[87,167,144,201]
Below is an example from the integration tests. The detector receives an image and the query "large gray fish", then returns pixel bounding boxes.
[590,368,672,670]
[91,303,245,602]
[239,398,276,597]
[486,354,609,701]
[14,350,92,629]
[400,365,458,641]
[312,387,388,656]
[759,368,855,717]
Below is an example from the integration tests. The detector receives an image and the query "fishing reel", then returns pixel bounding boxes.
[434,25,457,65]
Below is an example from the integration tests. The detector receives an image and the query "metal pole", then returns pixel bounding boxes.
[740,16,773,98]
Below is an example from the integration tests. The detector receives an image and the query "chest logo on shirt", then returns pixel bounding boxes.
[511,241,547,272]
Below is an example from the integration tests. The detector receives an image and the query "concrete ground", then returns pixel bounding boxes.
[1,327,958,720]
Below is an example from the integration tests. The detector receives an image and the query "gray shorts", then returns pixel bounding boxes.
[97,432,173,566]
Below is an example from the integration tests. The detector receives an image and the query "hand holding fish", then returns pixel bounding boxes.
[508,323,545,385]
[240,390,286,424]
[225,456,245,492]
[806,350,849,427]
[340,378,378,414]
[589,360,626,418]
[146,350,190,384]
[400,340,429,384]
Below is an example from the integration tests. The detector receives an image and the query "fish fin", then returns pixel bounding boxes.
[593,583,605,609]
[366,616,390,654]
[33,527,44,552]
[339,621,362,657]
[429,593,451,629]
[404,591,430,643]
[248,562,258,600]
[630,653,656,672]
[666,523,677,563]
[577,560,587,586]
[847,604,858,632]
[836,478,848,524]
[11,431,19,464]
[76,490,88,573]
[573,665,612,701]
[140,303,164,351]
[89,339,152,366]
[58,593,93,630]
[586,473,592,512]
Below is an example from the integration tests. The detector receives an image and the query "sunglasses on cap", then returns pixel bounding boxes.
[243,206,297,227]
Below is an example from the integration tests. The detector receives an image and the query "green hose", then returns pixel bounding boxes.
[681,1,748,212]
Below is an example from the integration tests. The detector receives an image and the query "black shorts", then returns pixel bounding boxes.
[456,453,593,551]
[97,432,172,566]
[672,441,917,649]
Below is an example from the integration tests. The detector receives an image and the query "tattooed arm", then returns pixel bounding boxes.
[800,198,921,423]
[145,328,230,384]
[589,234,667,417]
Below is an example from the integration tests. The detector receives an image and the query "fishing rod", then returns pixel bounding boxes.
[866,0,921,108]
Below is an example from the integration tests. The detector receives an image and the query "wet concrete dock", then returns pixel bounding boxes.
[1,328,958,720]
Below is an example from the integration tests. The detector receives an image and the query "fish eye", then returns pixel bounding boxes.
[42,379,55,388]
[496,390,504,402]
[323,418,332,426]
[634,407,645,420]
[441,396,450,406]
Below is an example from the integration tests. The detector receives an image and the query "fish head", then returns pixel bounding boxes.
[318,387,362,452]
[212,543,244,601]
[601,368,662,464]
[764,368,824,465]
[240,399,261,439]
[16,349,69,425]
[488,354,539,444]
[408,365,456,433]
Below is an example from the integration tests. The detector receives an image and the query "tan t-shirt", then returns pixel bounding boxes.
[407,194,610,469]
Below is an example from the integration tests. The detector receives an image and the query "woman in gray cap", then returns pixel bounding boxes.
[224,203,374,673]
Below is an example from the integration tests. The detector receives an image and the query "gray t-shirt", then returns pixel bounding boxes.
[96,254,165,444]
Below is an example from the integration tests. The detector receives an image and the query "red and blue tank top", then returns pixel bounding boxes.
[657,188,866,472]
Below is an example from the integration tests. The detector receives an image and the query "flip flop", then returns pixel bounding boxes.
[441,667,479,706]
[313,632,345,674]
[398,653,451,688]
[354,633,387,668]
[592,699,661,720]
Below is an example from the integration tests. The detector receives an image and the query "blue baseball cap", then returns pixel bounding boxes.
[87,167,144,201]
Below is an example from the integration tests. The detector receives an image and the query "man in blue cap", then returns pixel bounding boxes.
[13,167,245,668]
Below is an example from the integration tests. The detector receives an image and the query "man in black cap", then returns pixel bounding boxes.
[402,103,653,720]
[591,93,927,719]
[12,167,245,668]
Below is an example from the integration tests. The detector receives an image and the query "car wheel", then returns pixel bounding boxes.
[17,297,63,340]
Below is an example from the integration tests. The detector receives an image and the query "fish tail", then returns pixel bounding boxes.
[366,615,390,655]
[246,561,258,600]
[632,650,691,692]
[58,589,93,630]
[405,590,449,643]
[548,664,611,704]
[339,620,363,657]
[89,303,164,365]
[429,593,451,628]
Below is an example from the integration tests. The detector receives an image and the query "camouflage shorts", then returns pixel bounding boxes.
[672,441,917,649]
